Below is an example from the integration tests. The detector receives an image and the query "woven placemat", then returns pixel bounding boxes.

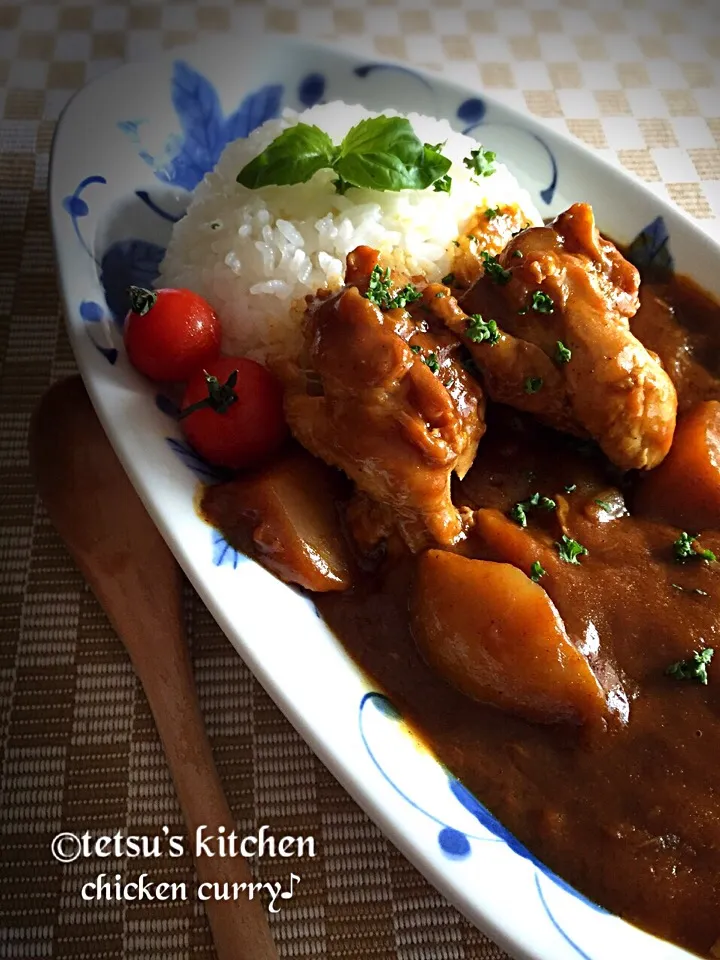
[0,0,718,956]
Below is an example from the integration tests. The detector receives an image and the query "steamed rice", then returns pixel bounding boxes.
[159,101,542,363]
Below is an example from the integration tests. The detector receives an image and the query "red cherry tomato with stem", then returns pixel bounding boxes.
[123,285,221,382]
[179,357,288,470]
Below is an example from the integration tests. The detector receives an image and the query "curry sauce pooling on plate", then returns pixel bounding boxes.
[200,203,720,957]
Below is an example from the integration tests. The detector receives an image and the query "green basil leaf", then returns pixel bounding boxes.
[334,151,423,191]
[334,138,452,192]
[238,114,454,194]
[339,116,423,168]
[335,116,451,192]
[237,123,338,188]
[417,143,452,188]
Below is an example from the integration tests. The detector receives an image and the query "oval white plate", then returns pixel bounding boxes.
[49,32,717,960]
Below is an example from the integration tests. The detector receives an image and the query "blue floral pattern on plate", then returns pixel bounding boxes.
[457,98,486,129]
[164,437,232,484]
[121,60,283,192]
[157,398,243,568]
[298,72,325,108]
[211,529,244,569]
[65,62,284,363]
[100,239,166,323]
[62,175,107,263]
[135,190,182,224]
[360,692,603,960]
[79,298,118,364]
[354,62,433,90]
[626,215,673,273]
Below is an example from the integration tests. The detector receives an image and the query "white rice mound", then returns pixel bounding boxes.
[159,101,542,363]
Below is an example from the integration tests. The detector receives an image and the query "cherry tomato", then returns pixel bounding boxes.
[123,286,221,382]
[180,357,288,470]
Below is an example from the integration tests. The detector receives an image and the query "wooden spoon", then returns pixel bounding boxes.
[29,376,278,960]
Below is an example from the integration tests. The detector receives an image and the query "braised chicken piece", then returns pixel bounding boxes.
[282,248,485,552]
[450,203,534,289]
[430,203,678,471]
[429,286,580,436]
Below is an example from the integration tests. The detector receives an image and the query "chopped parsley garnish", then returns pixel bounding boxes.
[524,376,543,394]
[510,492,557,528]
[671,583,710,597]
[512,249,523,258]
[485,206,500,219]
[530,561,547,582]
[410,344,421,354]
[555,340,572,364]
[433,174,452,193]
[210,221,221,230]
[531,290,554,314]
[366,264,392,307]
[435,291,447,298]
[555,534,588,564]
[595,499,612,511]
[463,146,497,178]
[666,647,714,685]
[387,283,423,309]
[527,492,556,511]
[423,352,440,374]
[441,272,455,286]
[365,266,422,310]
[510,503,528,527]
[564,483,577,494]
[466,314,500,345]
[673,531,717,564]
[452,239,460,247]
[480,251,512,285]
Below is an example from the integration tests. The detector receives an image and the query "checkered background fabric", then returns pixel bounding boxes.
[0,0,718,957]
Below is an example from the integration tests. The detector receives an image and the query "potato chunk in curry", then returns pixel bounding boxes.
[202,447,353,592]
[411,550,608,726]
[634,399,720,532]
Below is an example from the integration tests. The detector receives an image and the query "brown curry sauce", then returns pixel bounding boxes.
[202,272,720,958]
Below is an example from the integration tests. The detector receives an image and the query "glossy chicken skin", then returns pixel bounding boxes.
[428,285,580,436]
[283,249,485,552]
[443,203,678,471]
[450,203,534,288]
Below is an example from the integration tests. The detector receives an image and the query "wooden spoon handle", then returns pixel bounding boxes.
[30,377,278,960]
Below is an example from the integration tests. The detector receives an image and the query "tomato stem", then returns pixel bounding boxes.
[178,369,239,419]
[129,285,157,316]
